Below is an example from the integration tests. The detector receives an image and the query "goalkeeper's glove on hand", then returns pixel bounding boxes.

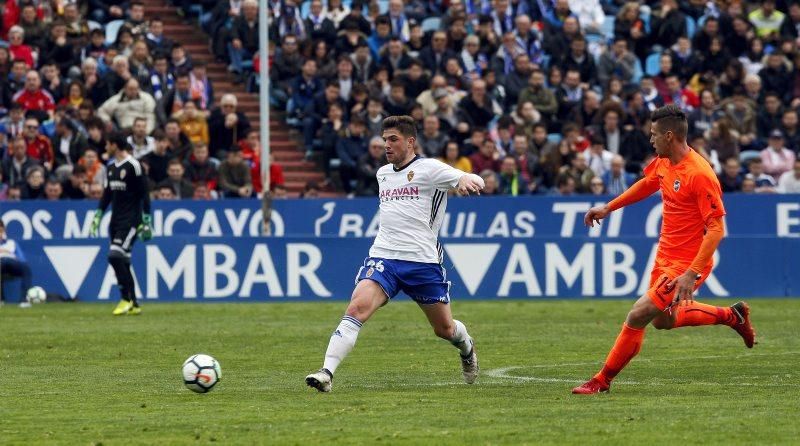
[138,213,153,241]
[90,210,103,237]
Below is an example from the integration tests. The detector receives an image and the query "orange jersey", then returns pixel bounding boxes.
[641,149,726,265]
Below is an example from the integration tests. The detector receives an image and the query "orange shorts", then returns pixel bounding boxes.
[647,257,712,311]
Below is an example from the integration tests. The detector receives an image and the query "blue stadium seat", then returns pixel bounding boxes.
[87,20,102,31]
[300,0,311,19]
[600,15,615,40]
[685,16,697,38]
[645,52,661,76]
[547,133,562,144]
[421,17,441,33]
[739,150,761,164]
[105,19,125,45]
[631,58,643,84]
[378,0,390,14]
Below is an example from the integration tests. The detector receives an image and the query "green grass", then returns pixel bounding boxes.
[1,299,798,445]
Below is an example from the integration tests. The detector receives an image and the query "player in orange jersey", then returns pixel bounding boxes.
[572,105,757,395]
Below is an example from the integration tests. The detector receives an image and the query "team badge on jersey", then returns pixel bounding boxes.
[120,169,127,179]
[673,179,680,192]
[366,267,374,277]
[407,171,415,182]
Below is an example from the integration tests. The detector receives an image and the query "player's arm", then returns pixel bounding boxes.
[136,165,153,241]
[584,174,660,227]
[90,183,111,236]
[428,159,484,195]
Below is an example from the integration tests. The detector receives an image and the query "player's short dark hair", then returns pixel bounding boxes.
[382,115,417,138]
[107,131,130,151]
[651,104,688,140]
[168,158,183,168]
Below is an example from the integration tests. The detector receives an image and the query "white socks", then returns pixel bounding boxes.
[450,319,473,356]
[322,315,363,375]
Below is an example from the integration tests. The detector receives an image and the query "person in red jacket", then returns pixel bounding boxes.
[238,129,285,193]
[7,26,35,68]
[23,117,54,171]
[13,71,56,122]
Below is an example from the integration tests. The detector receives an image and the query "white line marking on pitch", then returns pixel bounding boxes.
[485,351,800,387]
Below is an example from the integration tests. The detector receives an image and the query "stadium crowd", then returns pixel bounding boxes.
[1,0,800,202]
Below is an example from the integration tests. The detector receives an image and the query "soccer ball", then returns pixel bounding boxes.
[182,354,221,393]
[26,286,46,304]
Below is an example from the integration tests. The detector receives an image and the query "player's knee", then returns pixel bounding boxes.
[651,318,674,330]
[433,322,455,339]
[625,308,651,328]
[108,249,126,264]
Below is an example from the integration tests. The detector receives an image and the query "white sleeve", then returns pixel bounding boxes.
[427,159,466,191]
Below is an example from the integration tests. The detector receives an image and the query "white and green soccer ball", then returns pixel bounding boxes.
[26,286,46,304]
[182,354,221,393]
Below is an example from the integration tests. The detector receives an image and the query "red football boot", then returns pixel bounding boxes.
[730,302,756,348]
[572,377,610,394]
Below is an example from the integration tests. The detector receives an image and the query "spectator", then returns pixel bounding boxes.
[142,131,172,187]
[14,71,56,122]
[79,147,106,188]
[567,89,600,129]
[584,135,614,177]
[158,159,194,199]
[502,54,532,109]
[145,17,174,54]
[440,141,472,172]
[306,0,337,44]
[1,104,26,143]
[420,31,457,75]
[740,176,757,193]
[18,4,47,49]
[718,157,744,193]
[336,117,369,196]
[663,74,699,112]
[20,165,45,199]
[777,160,800,193]
[192,183,214,200]
[597,38,636,88]
[748,0,784,41]
[288,59,322,123]
[61,164,88,199]
[0,220,33,304]
[356,136,386,196]
[0,170,7,200]
[498,156,527,196]
[469,138,500,174]
[757,92,784,141]
[164,119,194,161]
[368,16,393,60]
[124,1,149,37]
[155,184,177,200]
[781,109,800,153]
[649,0,686,48]
[81,29,109,63]
[189,62,213,111]
[98,78,157,132]
[126,117,155,159]
[317,102,346,179]
[396,59,429,101]
[379,37,412,78]
[85,118,108,154]
[589,177,606,195]
[228,0,259,82]
[40,62,65,106]
[383,80,414,116]
[185,142,218,192]
[44,178,63,201]
[671,37,703,82]
[689,89,724,137]
[640,76,665,112]
[351,43,377,85]
[41,19,77,77]
[176,101,209,146]
[7,26,34,68]
[458,79,496,130]
[561,152,594,193]
[157,72,193,126]
[745,158,777,193]
[760,130,797,180]
[218,146,253,198]
[6,185,22,200]
[550,173,577,196]
[170,44,193,75]
[300,181,321,199]
[208,94,251,157]
[363,96,386,138]
[706,117,740,165]
[237,129,267,194]
[614,3,647,61]
[60,81,88,111]
[759,54,792,104]
[601,155,636,196]
[479,169,499,195]
[52,119,87,171]
[23,118,54,171]
[80,58,110,106]
[149,54,175,102]
[129,40,153,89]
[417,115,449,158]
[104,54,133,99]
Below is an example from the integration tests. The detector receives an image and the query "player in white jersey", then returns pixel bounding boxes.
[306,116,485,392]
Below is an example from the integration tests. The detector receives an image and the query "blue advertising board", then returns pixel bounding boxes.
[1,195,799,301]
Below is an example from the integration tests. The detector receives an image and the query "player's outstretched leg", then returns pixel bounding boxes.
[573,295,659,394]
[418,303,478,384]
[651,300,756,348]
[306,280,387,392]
[108,249,134,316]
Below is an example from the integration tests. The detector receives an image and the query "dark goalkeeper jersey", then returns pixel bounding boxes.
[99,155,151,228]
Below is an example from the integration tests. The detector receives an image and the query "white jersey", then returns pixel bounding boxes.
[369,156,466,264]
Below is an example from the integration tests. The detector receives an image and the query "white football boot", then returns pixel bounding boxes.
[305,368,333,392]
[460,338,479,384]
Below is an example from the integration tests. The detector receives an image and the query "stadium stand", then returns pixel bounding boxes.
[1,0,800,200]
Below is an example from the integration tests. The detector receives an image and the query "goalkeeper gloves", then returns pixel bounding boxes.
[138,213,153,241]
[89,210,103,237]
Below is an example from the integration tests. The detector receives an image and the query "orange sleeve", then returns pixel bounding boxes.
[608,159,660,211]
[693,170,726,223]
[688,216,724,274]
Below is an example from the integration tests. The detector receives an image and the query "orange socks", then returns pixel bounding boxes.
[673,302,736,328]
[594,323,645,385]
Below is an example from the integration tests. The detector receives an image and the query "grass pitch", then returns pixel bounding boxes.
[1,299,798,445]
